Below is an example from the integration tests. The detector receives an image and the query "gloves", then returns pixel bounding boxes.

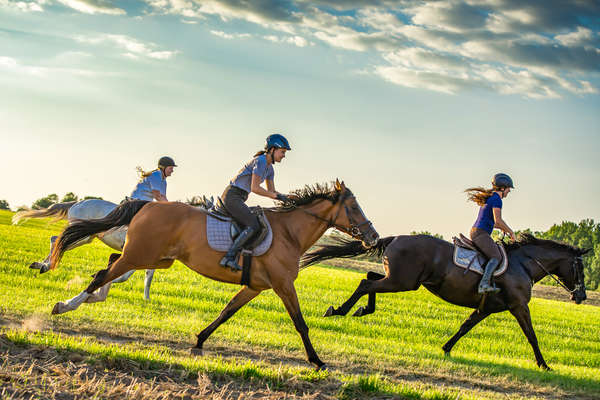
[275,193,290,202]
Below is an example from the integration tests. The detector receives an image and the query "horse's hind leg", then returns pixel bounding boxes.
[85,253,121,304]
[352,271,385,316]
[33,235,94,274]
[442,310,491,355]
[193,286,260,355]
[144,270,154,300]
[325,272,394,317]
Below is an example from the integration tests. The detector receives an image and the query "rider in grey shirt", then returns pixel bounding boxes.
[219,134,291,271]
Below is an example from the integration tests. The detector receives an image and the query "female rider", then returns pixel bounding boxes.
[219,134,291,271]
[129,156,176,201]
[465,173,516,294]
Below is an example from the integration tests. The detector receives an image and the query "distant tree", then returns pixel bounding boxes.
[83,195,103,200]
[31,194,59,210]
[0,200,9,210]
[410,231,444,240]
[61,192,78,202]
[16,205,28,212]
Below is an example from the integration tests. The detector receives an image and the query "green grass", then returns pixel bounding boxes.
[1,209,599,399]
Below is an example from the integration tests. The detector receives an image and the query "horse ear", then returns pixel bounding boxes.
[335,179,342,191]
[340,180,346,190]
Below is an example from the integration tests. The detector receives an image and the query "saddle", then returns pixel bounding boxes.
[201,196,273,256]
[452,233,508,277]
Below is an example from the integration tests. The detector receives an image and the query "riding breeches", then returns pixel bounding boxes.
[470,228,502,260]
[221,185,261,231]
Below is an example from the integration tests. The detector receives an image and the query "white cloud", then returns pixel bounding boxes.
[263,34,308,47]
[57,0,125,15]
[555,27,594,47]
[0,0,46,12]
[74,34,178,60]
[210,30,251,40]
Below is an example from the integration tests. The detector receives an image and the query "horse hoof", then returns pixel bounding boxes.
[316,363,328,371]
[29,262,42,270]
[39,265,50,274]
[541,364,552,371]
[323,306,334,317]
[52,302,65,315]
[190,347,203,356]
[352,307,364,317]
[443,350,451,357]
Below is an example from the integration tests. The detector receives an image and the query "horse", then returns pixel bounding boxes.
[48,180,379,370]
[300,233,589,370]
[12,199,155,300]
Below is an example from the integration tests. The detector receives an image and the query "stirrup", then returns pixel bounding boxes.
[478,283,500,294]
[220,256,242,271]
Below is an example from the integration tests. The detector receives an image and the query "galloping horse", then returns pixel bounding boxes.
[13,199,155,300]
[301,233,589,370]
[49,180,379,370]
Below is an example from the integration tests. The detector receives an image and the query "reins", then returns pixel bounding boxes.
[530,257,583,294]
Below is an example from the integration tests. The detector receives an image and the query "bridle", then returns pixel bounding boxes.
[292,189,374,240]
[530,256,585,295]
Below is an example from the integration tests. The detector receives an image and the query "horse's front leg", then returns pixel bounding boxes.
[144,269,155,300]
[509,305,550,370]
[273,281,326,370]
[442,309,491,355]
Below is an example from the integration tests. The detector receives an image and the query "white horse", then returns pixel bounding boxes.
[13,199,155,303]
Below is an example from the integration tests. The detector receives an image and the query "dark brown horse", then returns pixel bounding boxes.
[301,233,589,370]
[49,180,378,370]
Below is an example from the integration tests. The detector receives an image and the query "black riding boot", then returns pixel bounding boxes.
[478,258,501,294]
[219,227,255,271]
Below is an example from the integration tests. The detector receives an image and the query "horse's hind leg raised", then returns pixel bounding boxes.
[31,235,93,273]
[325,272,395,317]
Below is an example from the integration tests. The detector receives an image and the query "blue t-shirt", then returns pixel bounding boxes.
[473,192,502,234]
[130,170,167,201]
[230,154,274,193]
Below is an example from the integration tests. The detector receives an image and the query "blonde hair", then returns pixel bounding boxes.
[136,166,160,180]
[464,186,502,206]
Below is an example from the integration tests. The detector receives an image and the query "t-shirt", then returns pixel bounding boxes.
[472,192,502,234]
[230,154,274,193]
[129,170,166,201]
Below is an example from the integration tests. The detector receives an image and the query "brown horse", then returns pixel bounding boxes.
[300,234,589,370]
[49,180,379,370]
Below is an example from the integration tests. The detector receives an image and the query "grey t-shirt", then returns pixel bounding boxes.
[130,170,166,201]
[230,154,274,193]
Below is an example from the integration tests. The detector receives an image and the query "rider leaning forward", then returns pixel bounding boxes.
[465,173,516,294]
[129,156,176,202]
[219,134,292,271]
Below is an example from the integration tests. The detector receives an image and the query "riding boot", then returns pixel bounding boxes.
[478,258,501,294]
[219,226,256,271]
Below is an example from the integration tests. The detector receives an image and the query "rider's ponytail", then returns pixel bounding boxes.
[253,150,266,157]
[136,166,159,180]
[465,187,495,206]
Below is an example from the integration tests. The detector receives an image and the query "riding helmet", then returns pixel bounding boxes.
[492,173,514,188]
[265,134,291,151]
[158,156,177,168]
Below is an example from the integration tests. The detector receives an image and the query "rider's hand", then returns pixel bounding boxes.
[275,193,290,203]
[510,231,517,241]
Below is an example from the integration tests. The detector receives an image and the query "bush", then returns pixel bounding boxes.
[61,192,78,202]
[0,200,9,210]
[31,194,58,210]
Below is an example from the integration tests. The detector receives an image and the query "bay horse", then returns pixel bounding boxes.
[49,180,379,370]
[13,199,155,300]
[300,233,589,370]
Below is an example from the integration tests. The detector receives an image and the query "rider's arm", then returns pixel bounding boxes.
[266,179,275,193]
[251,174,277,199]
[151,190,168,201]
[493,208,516,240]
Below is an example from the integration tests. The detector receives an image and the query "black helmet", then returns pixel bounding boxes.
[492,173,514,188]
[265,134,291,151]
[158,156,177,168]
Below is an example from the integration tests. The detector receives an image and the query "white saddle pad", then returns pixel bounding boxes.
[206,215,273,256]
[453,243,508,276]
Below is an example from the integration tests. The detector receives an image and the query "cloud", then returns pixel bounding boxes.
[56,0,125,15]
[74,34,178,60]
[263,34,308,47]
[0,0,46,12]
[210,30,251,39]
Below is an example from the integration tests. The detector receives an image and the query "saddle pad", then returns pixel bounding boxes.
[453,243,508,277]
[206,215,273,256]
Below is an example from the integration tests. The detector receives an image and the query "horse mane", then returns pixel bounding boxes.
[268,182,345,212]
[506,233,584,255]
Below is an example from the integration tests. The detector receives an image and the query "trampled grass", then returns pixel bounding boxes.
[1,209,599,399]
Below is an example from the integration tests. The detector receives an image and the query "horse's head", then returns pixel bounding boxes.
[332,179,379,248]
[517,234,590,304]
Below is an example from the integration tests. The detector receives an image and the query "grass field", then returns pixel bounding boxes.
[1,209,599,399]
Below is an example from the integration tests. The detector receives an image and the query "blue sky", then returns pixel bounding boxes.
[1,0,599,240]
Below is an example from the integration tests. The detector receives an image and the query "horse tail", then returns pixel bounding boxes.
[12,201,77,225]
[50,200,150,270]
[300,236,396,267]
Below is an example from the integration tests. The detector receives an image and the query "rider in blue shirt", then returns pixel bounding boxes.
[219,134,291,271]
[130,156,176,201]
[465,173,516,294]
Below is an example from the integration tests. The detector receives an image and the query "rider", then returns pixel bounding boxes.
[129,156,176,202]
[466,173,517,294]
[219,134,291,271]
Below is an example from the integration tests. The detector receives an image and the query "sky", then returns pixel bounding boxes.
[1,0,599,240]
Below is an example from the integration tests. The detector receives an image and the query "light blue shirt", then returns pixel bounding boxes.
[130,170,167,201]
[230,154,274,193]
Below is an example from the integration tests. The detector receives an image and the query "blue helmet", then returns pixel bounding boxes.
[265,134,291,151]
[492,173,514,188]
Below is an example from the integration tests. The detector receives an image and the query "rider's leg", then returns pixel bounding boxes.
[219,185,261,271]
[470,228,502,294]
